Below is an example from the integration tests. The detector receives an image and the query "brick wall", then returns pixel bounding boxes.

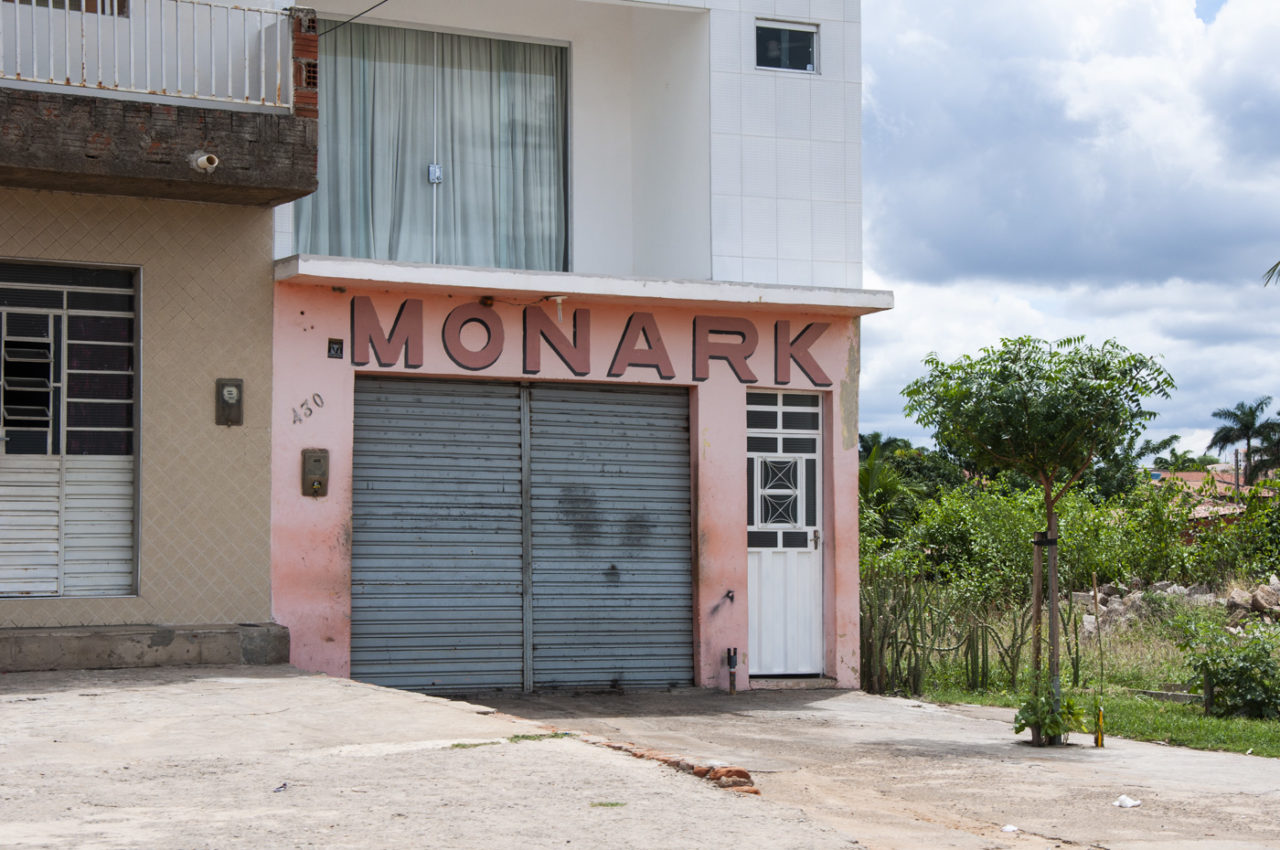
[0,87,316,206]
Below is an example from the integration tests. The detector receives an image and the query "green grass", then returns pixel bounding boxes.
[928,687,1280,757]
[450,732,574,750]
[590,802,626,808]
[507,732,573,743]
[921,599,1280,758]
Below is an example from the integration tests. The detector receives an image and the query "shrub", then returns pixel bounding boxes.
[1175,621,1280,720]
[1013,691,1085,742]
[1190,494,1280,586]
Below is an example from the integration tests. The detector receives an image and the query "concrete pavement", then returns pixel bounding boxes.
[487,688,1280,850]
[3,666,1278,849]
[0,666,847,850]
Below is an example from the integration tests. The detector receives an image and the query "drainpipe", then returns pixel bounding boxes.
[726,647,738,695]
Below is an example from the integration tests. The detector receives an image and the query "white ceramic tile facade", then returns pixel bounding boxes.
[811,140,844,202]
[711,133,744,195]
[812,0,842,22]
[741,136,777,197]
[713,254,744,279]
[810,81,843,143]
[774,0,810,20]
[711,72,743,134]
[740,73,778,136]
[743,257,778,284]
[777,198,811,260]
[776,139,811,199]
[775,76,811,139]
[811,200,844,262]
[273,203,295,259]
[710,9,742,71]
[813,260,844,286]
[778,259,813,286]
[818,19,843,80]
[712,194,744,256]
[742,196,778,257]
[707,4,860,287]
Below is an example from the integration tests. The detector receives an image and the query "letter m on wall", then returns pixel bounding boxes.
[350,297,424,368]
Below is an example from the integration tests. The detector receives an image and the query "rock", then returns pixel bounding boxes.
[1081,614,1098,638]
[716,776,754,788]
[692,766,711,778]
[1071,591,1097,609]
[1227,589,1253,613]
[1251,585,1280,614]
[1187,583,1213,597]
[1120,591,1146,610]
[1099,583,1126,598]
[1099,606,1137,631]
[1188,594,1217,607]
[708,766,752,783]
[728,786,761,795]
[1269,574,1280,591]
[1167,584,1188,597]
[1228,608,1251,627]
[1151,581,1174,593]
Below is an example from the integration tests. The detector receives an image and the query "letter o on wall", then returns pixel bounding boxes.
[442,303,505,371]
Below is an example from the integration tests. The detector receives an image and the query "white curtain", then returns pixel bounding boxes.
[296,23,567,271]
[295,23,435,263]
[437,33,567,271]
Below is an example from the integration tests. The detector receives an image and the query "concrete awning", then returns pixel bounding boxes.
[274,255,894,317]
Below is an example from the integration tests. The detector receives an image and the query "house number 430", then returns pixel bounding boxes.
[291,393,325,424]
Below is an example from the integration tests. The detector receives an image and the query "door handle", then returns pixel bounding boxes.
[812,528,821,549]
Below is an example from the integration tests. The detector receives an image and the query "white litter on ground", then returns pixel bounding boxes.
[1113,795,1142,808]
[1001,824,1019,832]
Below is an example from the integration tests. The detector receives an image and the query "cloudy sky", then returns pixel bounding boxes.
[858,0,1280,460]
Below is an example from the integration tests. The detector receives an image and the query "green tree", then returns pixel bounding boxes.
[887,445,967,499]
[1265,259,1280,287]
[902,336,1174,743]
[858,431,913,458]
[1154,445,1218,472]
[1206,396,1277,484]
[858,445,923,539]
[1248,421,1280,482]
[1082,432,1179,500]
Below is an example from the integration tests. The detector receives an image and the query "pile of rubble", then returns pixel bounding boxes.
[1074,575,1280,636]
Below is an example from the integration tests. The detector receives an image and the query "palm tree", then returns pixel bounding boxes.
[858,431,913,458]
[858,445,923,539]
[1265,260,1280,287]
[1247,421,1280,483]
[1207,396,1278,484]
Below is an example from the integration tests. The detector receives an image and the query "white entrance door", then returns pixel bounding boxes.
[746,392,823,675]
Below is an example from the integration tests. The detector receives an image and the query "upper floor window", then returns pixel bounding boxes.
[756,21,817,73]
[295,22,568,272]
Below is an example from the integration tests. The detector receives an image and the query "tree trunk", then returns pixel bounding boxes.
[1044,488,1063,745]
[1030,529,1044,747]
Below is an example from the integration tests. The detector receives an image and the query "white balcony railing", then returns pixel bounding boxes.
[0,0,293,110]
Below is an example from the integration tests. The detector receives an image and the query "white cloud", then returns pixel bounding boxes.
[863,0,1280,285]
[859,276,1280,454]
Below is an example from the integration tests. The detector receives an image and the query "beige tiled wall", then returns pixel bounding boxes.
[0,188,273,627]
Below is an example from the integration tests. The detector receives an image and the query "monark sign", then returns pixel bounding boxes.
[349,296,834,387]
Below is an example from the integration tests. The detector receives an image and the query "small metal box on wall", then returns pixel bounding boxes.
[215,379,244,426]
[302,448,329,497]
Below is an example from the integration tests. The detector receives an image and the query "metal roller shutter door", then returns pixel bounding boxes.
[530,384,693,689]
[351,378,525,692]
[351,379,693,693]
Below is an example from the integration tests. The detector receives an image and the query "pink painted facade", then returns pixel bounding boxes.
[270,271,872,690]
